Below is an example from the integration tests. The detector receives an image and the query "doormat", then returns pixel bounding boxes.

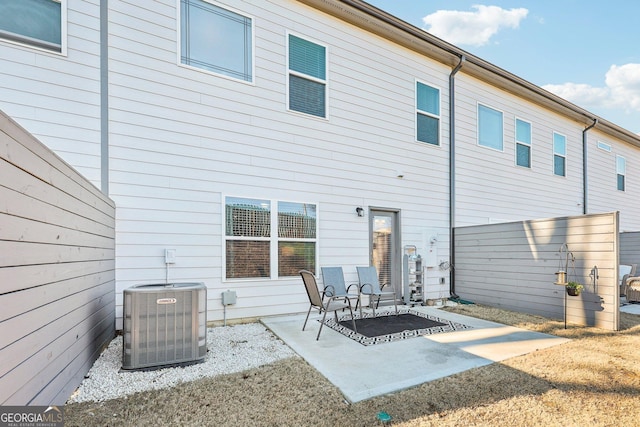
[321,309,472,346]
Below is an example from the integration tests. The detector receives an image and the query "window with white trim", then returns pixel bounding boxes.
[288,34,326,118]
[617,155,626,191]
[553,132,566,176]
[416,81,440,145]
[515,118,531,168]
[0,0,64,53]
[225,197,317,279]
[597,141,612,152]
[179,0,253,82]
[478,104,503,150]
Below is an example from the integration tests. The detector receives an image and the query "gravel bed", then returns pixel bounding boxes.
[66,323,297,403]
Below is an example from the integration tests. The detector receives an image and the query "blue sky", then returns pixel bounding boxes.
[365,0,640,134]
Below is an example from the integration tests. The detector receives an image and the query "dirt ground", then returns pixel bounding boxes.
[64,305,640,426]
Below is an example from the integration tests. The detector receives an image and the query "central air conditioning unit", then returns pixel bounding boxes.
[122,282,207,371]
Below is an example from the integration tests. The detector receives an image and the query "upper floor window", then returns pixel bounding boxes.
[225,197,317,279]
[416,81,440,145]
[180,0,253,82]
[597,141,612,152]
[515,118,531,168]
[0,0,64,53]
[478,104,503,150]
[288,34,326,118]
[553,132,566,176]
[617,155,626,191]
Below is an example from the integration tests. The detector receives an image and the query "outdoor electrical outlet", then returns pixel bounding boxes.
[165,249,176,264]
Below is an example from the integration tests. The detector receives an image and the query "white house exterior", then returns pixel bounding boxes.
[1,0,640,328]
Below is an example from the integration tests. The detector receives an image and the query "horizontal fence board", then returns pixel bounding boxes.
[0,241,115,267]
[0,271,115,322]
[0,186,114,238]
[0,213,115,248]
[0,259,115,295]
[0,158,113,227]
[0,280,114,360]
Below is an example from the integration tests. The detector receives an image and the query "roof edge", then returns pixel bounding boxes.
[296,0,640,147]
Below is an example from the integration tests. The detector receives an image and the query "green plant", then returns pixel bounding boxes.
[566,281,584,295]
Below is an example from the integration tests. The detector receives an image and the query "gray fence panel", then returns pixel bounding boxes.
[454,212,619,330]
[0,110,116,405]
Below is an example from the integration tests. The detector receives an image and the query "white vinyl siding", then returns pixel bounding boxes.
[108,0,452,325]
[515,118,531,168]
[585,130,640,230]
[0,0,66,54]
[416,80,440,145]
[178,0,254,82]
[478,103,503,151]
[455,75,584,226]
[553,132,567,177]
[0,0,99,183]
[287,33,327,118]
[617,155,626,191]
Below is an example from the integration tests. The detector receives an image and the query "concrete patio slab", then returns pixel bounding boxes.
[261,306,570,403]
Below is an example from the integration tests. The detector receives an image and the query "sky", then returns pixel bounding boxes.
[365,0,640,134]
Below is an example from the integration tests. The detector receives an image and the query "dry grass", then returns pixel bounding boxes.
[64,305,640,426]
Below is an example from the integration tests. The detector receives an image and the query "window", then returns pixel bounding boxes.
[553,132,566,176]
[478,104,503,150]
[180,0,253,82]
[277,201,317,276]
[288,34,326,118]
[617,155,626,191]
[597,141,612,152]
[416,81,440,145]
[0,0,64,53]
[225,197,270,279]
[225,197,317,279]
[515,118,531,168]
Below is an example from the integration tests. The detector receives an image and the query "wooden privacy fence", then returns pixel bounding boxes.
[454,212,620,330]
[0,110,116,405]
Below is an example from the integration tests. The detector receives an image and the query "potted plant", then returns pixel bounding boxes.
[565,281,584,296]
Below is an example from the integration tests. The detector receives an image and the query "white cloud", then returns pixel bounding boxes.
[541,83,611,106]
[605,64,640,110]
[542,64,640,113]
[422,5,528,47]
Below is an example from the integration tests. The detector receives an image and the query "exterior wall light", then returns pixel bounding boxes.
[355,207,364,217]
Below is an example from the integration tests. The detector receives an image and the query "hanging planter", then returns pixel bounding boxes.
[566,281,584,296]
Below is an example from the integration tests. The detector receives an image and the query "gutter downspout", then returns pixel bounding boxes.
[449,55,465,299]
[582,118,597,215]
[100,0,109,194]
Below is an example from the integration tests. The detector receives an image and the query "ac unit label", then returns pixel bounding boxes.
[157,298,177,305]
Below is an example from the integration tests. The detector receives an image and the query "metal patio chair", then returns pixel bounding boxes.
[320,266,359,303]
[299,270,357,340]
[356,266,399,318]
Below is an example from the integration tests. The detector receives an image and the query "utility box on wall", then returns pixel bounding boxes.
[122,282,207,370]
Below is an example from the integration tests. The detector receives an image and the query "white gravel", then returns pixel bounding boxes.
[66,323,297,404]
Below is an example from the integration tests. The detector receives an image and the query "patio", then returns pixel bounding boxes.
[261,305,570,403]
